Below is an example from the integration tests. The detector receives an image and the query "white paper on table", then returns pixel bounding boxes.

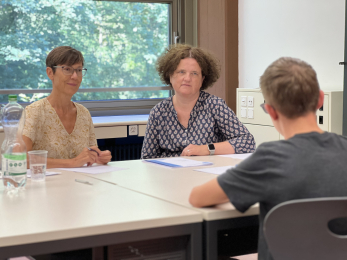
[218,153,253,160]
[194,165,235,175]
[27,170,61,178]
[143,158,213,168]
[55,165,127,174]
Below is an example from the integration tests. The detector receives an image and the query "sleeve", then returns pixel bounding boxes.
[213,98,256,153]
[217,143,283,212]
[22,104,40,143]
[88,112,97,147]
[141,108,161,159]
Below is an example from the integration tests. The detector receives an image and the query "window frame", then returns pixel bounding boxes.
[1,0,197,115]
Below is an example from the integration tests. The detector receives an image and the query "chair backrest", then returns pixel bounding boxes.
[263,197,347,260]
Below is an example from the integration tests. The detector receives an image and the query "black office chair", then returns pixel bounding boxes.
[263,197,347,260]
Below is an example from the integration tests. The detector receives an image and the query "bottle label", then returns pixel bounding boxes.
[2,154,27,176]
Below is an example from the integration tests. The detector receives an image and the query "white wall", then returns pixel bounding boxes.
[239,0,345,91]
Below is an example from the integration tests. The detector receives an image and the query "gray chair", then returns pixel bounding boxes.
[263,197,347,260]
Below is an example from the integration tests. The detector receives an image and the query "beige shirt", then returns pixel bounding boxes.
[23,98,97,159]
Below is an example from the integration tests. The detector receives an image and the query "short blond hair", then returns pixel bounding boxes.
[156,44,221,90]
[260,57,320,118]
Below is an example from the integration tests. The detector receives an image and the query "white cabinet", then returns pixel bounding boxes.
[316,92,343,134]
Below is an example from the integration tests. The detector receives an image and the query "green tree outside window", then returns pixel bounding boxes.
[0,0,170,103]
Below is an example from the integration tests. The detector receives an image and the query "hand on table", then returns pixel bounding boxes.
[86,146,112,165]
[181,144,209,156]
[96,150,112,164]
[73,147,98,167]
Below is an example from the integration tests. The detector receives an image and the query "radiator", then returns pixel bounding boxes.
[97,136,144,161]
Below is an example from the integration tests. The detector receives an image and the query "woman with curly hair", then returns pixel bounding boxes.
[141,44,255,159]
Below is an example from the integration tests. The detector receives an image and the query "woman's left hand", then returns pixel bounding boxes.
[96,150,112,164]
[181,144,209,156]
[89,146,112,164]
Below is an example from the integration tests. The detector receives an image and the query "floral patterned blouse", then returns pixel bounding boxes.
[23,98,97,159]
[141,91,256,159]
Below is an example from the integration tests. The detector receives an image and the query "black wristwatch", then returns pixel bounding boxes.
[207,143,215,155]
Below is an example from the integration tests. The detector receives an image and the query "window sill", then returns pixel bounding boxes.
[0,114,149,143]
[92,114,149,127]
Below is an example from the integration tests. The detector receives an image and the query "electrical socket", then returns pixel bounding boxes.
[247,96,254,107]
[129,125,138,136]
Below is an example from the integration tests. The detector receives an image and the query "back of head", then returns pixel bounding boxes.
[46,46,84,73]
[156,44,221,90]
[260,57,320,118]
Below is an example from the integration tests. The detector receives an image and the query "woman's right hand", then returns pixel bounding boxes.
[72,147,98,167]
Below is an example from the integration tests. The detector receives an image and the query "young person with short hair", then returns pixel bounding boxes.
[189,57,347,260]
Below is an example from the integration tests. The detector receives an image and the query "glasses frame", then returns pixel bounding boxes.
[260,103,276,114]
[53,66,87,77]
[260,103,268,114]
[174,70,202,79]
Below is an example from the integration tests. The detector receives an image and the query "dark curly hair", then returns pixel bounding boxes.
[156,44,221,91]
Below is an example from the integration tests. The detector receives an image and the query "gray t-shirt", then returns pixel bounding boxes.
[218,131,347,260]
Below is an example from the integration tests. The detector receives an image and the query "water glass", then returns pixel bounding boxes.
[28,150,48,181]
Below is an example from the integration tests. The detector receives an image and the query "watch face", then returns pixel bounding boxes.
[208,143,215,150]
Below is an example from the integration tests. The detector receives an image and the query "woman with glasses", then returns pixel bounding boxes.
[141,44,255,159]
[23,46,111,168]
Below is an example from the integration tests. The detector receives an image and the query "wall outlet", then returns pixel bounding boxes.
[247,96,254,107]
[129,125,138,136]
[241,96,247,107]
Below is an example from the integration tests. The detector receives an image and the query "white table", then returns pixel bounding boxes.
[80,156,260,259]
[0,171,202,259]
[83,156,259,219]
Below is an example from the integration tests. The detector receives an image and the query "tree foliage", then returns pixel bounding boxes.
[0,0,170,103]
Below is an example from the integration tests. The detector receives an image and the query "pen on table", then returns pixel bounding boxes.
[75,179,93,185]
[88,147,99,156]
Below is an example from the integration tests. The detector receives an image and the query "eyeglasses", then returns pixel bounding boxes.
[260,103,268,114]
[53,66,87,77]
[174,70,201,78]
[260,103,276,114]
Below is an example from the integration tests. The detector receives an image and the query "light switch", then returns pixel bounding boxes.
[241,96,247,107]
[247,96,254,107]
[247,108,254,119]
[241,107,247,118]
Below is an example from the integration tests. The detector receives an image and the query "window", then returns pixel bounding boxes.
[0,0,196,115]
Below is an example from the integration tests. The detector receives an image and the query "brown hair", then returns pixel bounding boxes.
[46,46,84,73]
[156,44,221,90]
[260,57,320,118]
